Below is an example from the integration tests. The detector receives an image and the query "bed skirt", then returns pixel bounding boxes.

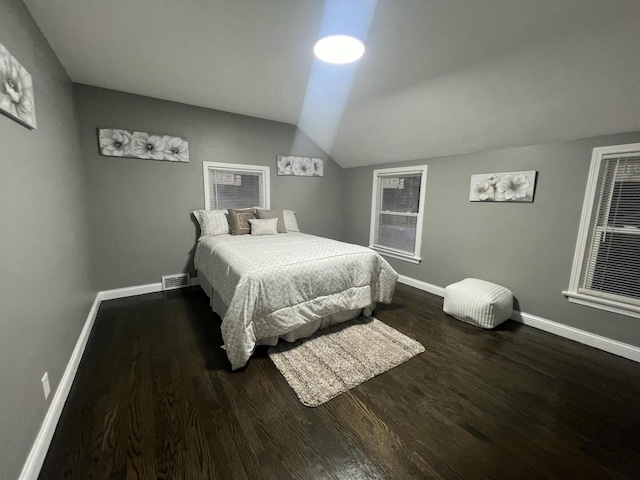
[198,272,366,346]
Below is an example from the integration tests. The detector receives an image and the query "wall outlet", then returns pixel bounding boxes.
[41,372,50,400]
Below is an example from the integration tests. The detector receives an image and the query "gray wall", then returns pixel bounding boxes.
[0,0,94,478]
[74,85,345,291]
[343,132,640,347]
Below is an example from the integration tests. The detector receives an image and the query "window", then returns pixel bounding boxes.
[369,165,428,264]
[202,162,270,210]
[564,143,640,319]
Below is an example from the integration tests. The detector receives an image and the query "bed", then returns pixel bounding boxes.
[194,232,398,370]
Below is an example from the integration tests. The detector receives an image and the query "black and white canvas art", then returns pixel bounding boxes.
[0,42,36,129]
[98,128,189,162]
[277,155,323,176]
[470,170,537,202]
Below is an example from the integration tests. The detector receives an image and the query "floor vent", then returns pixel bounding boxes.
[161,273,190,291]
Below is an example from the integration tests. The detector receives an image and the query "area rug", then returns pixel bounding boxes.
[268,317,425,407]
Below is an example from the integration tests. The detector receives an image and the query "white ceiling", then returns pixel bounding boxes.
[24,0,640,168]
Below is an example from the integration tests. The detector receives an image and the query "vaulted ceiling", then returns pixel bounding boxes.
[24,0,640,168]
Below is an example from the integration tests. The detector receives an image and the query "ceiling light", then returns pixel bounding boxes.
[313,35,365,64]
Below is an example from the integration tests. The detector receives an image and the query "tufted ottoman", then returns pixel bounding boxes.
[443,278,513,329]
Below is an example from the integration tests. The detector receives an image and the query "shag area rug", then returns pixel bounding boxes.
[268,317,425,407]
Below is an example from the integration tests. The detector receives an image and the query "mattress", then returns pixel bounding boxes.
[195,232,398,370]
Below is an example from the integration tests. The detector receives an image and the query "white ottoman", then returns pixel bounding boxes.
[443,278,513,329]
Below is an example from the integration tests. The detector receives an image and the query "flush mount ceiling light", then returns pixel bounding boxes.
[313,35,365,64]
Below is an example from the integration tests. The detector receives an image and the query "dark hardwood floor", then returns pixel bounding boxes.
[39,284,640,479]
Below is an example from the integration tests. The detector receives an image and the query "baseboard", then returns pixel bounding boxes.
[397,274,446,297]
[510,310,640,363]
[19,275,199,480]
[99,276,200,301]
[397,274,640,363]
[19,293,101,480]
[99,282,163,301]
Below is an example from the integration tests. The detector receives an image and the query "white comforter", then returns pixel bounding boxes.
[194,233,398,370]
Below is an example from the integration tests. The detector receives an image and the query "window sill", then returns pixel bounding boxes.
[563,290,640,320]
[369,246,422,264]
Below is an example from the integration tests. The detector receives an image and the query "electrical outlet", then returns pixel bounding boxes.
[41,372,50,400]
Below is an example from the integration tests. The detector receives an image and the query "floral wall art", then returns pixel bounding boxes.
[98,128,189,162]
[0,42,36,129]
[470,170,537,202]
[277,155,323,176]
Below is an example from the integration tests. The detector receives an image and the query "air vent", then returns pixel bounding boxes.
[161,273,190,291]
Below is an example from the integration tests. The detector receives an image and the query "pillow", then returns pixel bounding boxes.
[228,208,256,235]
[283,209,300,232]
[248,218,278,236]
[193,209,229,237]
[255,208,287,233]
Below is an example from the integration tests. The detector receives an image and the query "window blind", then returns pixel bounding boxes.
[374,173,422,254]
[579,156,640,304]
[206,167,265,210]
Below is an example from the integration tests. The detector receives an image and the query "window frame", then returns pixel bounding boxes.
[564,142,640,319]
[202,161,270,210]
[368,165,428,264]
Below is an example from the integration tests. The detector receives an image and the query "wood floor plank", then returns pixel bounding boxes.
[39,284,640,479]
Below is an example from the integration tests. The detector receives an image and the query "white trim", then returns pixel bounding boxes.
[99,276,200,301]
[100,282,163,301]
[372,248,422,264]
[372,165,429,176]
[19,276,201,480]
[565,142,640,317]
[18,294,101,480]
[397,274,446,296]
[567,146,604,292]
[397,274,640,363]
[369,165,428,264]
[369,173,378,252]
[202,161,270,210]
[511,310,640,363]
[563,290,640,320]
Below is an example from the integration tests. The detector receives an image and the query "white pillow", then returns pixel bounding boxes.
[283,209,300,232]
[193,209,229,237]
[248,218,278,236]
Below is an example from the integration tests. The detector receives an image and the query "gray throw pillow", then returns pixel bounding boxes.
[228,208,256,235]
[255,208,287,233]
